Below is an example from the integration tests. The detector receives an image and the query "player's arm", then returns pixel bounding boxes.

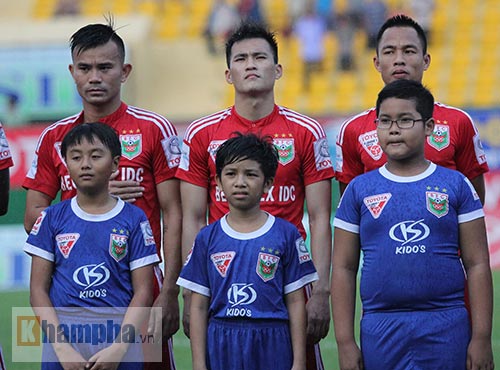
[286,288,307,370]
[150,179,182,339]
[0,168,9,215]
[89,264,154,367]
[29,255,87,367]
[469,174,486,205]
[190,292,209,370]
[304,179,332,344]
[180,181,208,337]
[331,227,363,370]
[24,190,53,233]
[459,218,494,369]
[108,169,145,203]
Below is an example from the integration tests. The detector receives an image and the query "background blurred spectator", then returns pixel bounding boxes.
[237,0,265,24]
[54,0,80,16]
[293,0,328,90]
[410,0,435,42]
[204,0,240,55]
[362,0,387,49]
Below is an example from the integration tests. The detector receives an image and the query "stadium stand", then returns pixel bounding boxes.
[19,0,500,118]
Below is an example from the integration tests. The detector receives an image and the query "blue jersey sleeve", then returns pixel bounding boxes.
[177,228,210,296]
[457,177,484,223]
[333,180,361,234]
[24,208,56,261]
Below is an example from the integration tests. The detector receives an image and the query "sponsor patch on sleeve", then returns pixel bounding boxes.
[314,137,333,171]
[295,237,312,263]
[140,221,156,246]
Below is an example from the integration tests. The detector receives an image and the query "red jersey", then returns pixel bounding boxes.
[0,122,14,170]
[336,102,489,184]
[176,105,335,238]
[23,103,181,254]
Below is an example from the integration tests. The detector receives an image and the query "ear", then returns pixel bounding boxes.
[225,69,233,85]
[373,55,381,73]
[275,64,283,80]
[69,64,75,80]
[215,174,223,189]
[424,118,435,136]
[263,177,274,194]
[121,63,132,83]
[111,155,121,173]
[423,53,431,72]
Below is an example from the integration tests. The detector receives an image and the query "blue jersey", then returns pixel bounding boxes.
[177,214,318,320]
[334,163,484,313]
[24,197,160,308]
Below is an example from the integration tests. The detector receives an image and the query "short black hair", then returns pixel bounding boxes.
[376,14,428,55]
[215,132,278,181]
[225,21,278,68]
[61,122,121,159]
[376,79,434,121]
[70,20,126,62]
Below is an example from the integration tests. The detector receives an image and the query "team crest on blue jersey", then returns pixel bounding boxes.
[363,193,392,219]
[273,137,295,165]
[120,133,142,160]
[109,233,128,261]
[211,251,235,277]
[359,130,383,160]
[296,238,311,264]
[426,191,449,218]
[56,233,80,258]
[428,124,450,151]
[256,252,280,282]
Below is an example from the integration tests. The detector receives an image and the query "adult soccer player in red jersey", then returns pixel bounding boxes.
[336,15,488,202]
[176,21,335,370]
[23,21,181,370]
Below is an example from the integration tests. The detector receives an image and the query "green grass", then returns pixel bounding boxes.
[2,271,499,369]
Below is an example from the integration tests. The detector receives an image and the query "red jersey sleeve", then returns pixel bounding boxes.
[452,108,489,180]
[335,114,367,184]
[23,126,62,198]
[0,123,14,170]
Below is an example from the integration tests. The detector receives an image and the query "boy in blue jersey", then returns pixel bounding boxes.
[25,123,160,369]
[331,80,494,370]
[177,133,319,370]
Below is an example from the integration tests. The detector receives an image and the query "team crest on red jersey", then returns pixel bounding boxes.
[426,191,449,218]
[210,251,235,277]
[56,233,80,258]
[358,130,383,160]
[428,124,450,151]
[120,133,142,160]
[109,233,128,262]
[273,138,295,165]
[256,252,280,282]
[363,193,392,219]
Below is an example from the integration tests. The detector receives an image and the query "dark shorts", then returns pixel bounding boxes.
[361,307,470,370]
[207,318,292,370]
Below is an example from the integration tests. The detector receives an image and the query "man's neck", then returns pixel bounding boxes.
[234,93,275,121]
[82,101,121,123]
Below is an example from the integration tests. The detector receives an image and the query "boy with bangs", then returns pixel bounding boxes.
[178,133,318,370]
[25,123,159,369]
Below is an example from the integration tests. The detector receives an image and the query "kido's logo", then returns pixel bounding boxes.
[226,283,257,318]
[73,262,111,299]
[389,219,430,255]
